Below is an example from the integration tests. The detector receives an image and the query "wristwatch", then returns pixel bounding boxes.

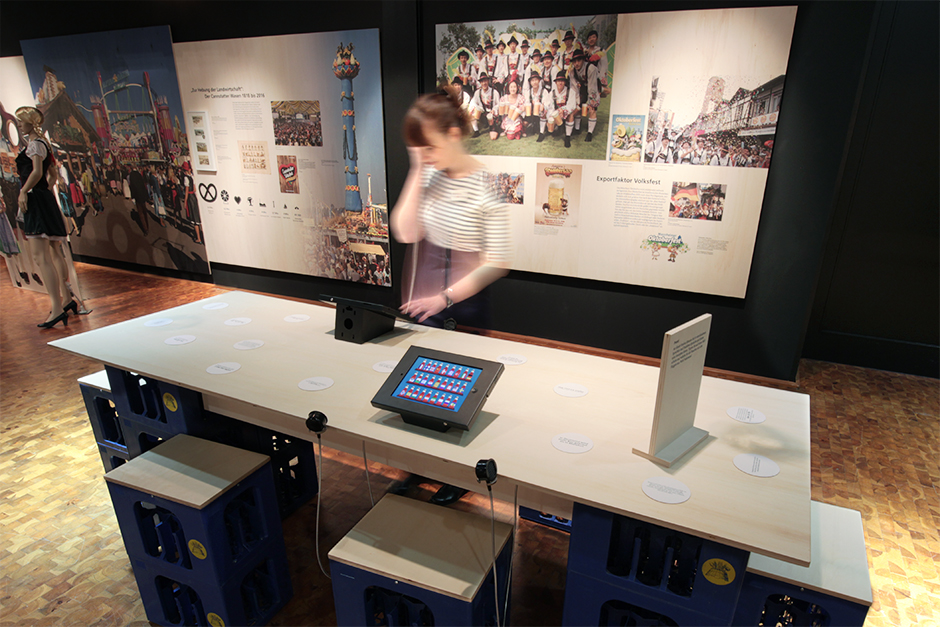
[442,288,454,308]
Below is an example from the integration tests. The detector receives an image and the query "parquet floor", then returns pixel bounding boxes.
[0,261,937,626]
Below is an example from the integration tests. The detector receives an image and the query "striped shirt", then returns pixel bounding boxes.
[419,166,512,265]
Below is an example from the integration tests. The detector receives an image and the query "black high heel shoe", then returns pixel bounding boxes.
[38,311,69,329]
[64,300,79,315]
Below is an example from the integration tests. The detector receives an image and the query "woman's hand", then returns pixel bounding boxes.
[407,146,424,170]
[17,190,28,213]
[401,293,447,323]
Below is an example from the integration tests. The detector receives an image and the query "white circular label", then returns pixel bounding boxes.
[298,377,334,391]
[202,302,229,310]
[164,335,196,346]
[224,317,252,326]
[733,453,780,478]
[144,318,173,327]
[372,360,397,373]
[233,339,265,351]
[551,433,594,454]
[728,406,767,424]
[284,314,310,323]
[642,477,692,504]
[554,383,589,398]
[497,354,528,366]
[206,362,241,375]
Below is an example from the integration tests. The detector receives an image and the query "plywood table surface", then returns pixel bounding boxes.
[51,290,812,565]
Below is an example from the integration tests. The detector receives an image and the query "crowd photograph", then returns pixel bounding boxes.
[669,181,726,221]
[272,100,323,147]
[309,232,391,286]
[645,74,783,168]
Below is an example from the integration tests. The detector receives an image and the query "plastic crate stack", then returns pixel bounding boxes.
[563,502,750,626]
[104,366,227,459]
[519,506,572,532]
[209,416,319,520]
[79,368,318,519]
[105,434,292,627]
[78,370,129,472]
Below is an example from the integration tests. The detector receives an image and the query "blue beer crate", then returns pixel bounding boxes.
[520,505,572,533]
[105,366,210,435]
[80,381,126,452]
[106,435,288,586]
[218,418,318,519]
[98,442,130,473]
[566,502,748,626]
[130,543,292,627]
[564,570,701,626]
[731,571,869,626]
[119,414,229,459]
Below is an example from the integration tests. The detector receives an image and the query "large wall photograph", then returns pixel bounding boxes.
[174,30,391,286]
[437,7,797,298]
[20,27,210,274]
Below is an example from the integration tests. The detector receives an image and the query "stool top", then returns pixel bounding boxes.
[747,501,873,606]
[78,369,111,392]
[328,494,513,602]
[104,434,269,509]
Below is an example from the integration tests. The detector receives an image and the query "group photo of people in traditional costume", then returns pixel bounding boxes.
[436,14,617,160]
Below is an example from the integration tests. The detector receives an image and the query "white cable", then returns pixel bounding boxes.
[361,441,375,507]
[314,435,331,580]
[489,486,500,627]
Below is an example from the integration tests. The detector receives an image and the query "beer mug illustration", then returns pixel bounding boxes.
[547,176,567,215]
[525,103,532,117]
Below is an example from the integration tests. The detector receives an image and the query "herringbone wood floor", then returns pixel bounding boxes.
[0,261,936,626]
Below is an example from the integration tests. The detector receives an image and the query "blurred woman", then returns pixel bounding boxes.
[392,83,512,328]
[391,84,512,505]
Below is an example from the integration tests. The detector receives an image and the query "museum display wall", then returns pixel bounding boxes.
[1,0,936,380]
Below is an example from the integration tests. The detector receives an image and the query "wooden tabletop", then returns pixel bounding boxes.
[103,434,270,509]
[51,290,812,565]
[329,494,513,601]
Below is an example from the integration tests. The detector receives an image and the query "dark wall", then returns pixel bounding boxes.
[4,1,933,380]
[802,1,939,378]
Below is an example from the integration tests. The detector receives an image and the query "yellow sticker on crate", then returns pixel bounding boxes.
[188,539,208,560]
[702,558,735,585]
[207,612,225,627]
[163,392,178,412]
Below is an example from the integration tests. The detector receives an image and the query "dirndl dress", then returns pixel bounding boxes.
[17,139,67,241]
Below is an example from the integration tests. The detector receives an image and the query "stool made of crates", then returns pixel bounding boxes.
[105,434,292,626]
[564,502,749,626]
[79,370,130,472]
[328,494,513,627]
[732,501,872,627]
